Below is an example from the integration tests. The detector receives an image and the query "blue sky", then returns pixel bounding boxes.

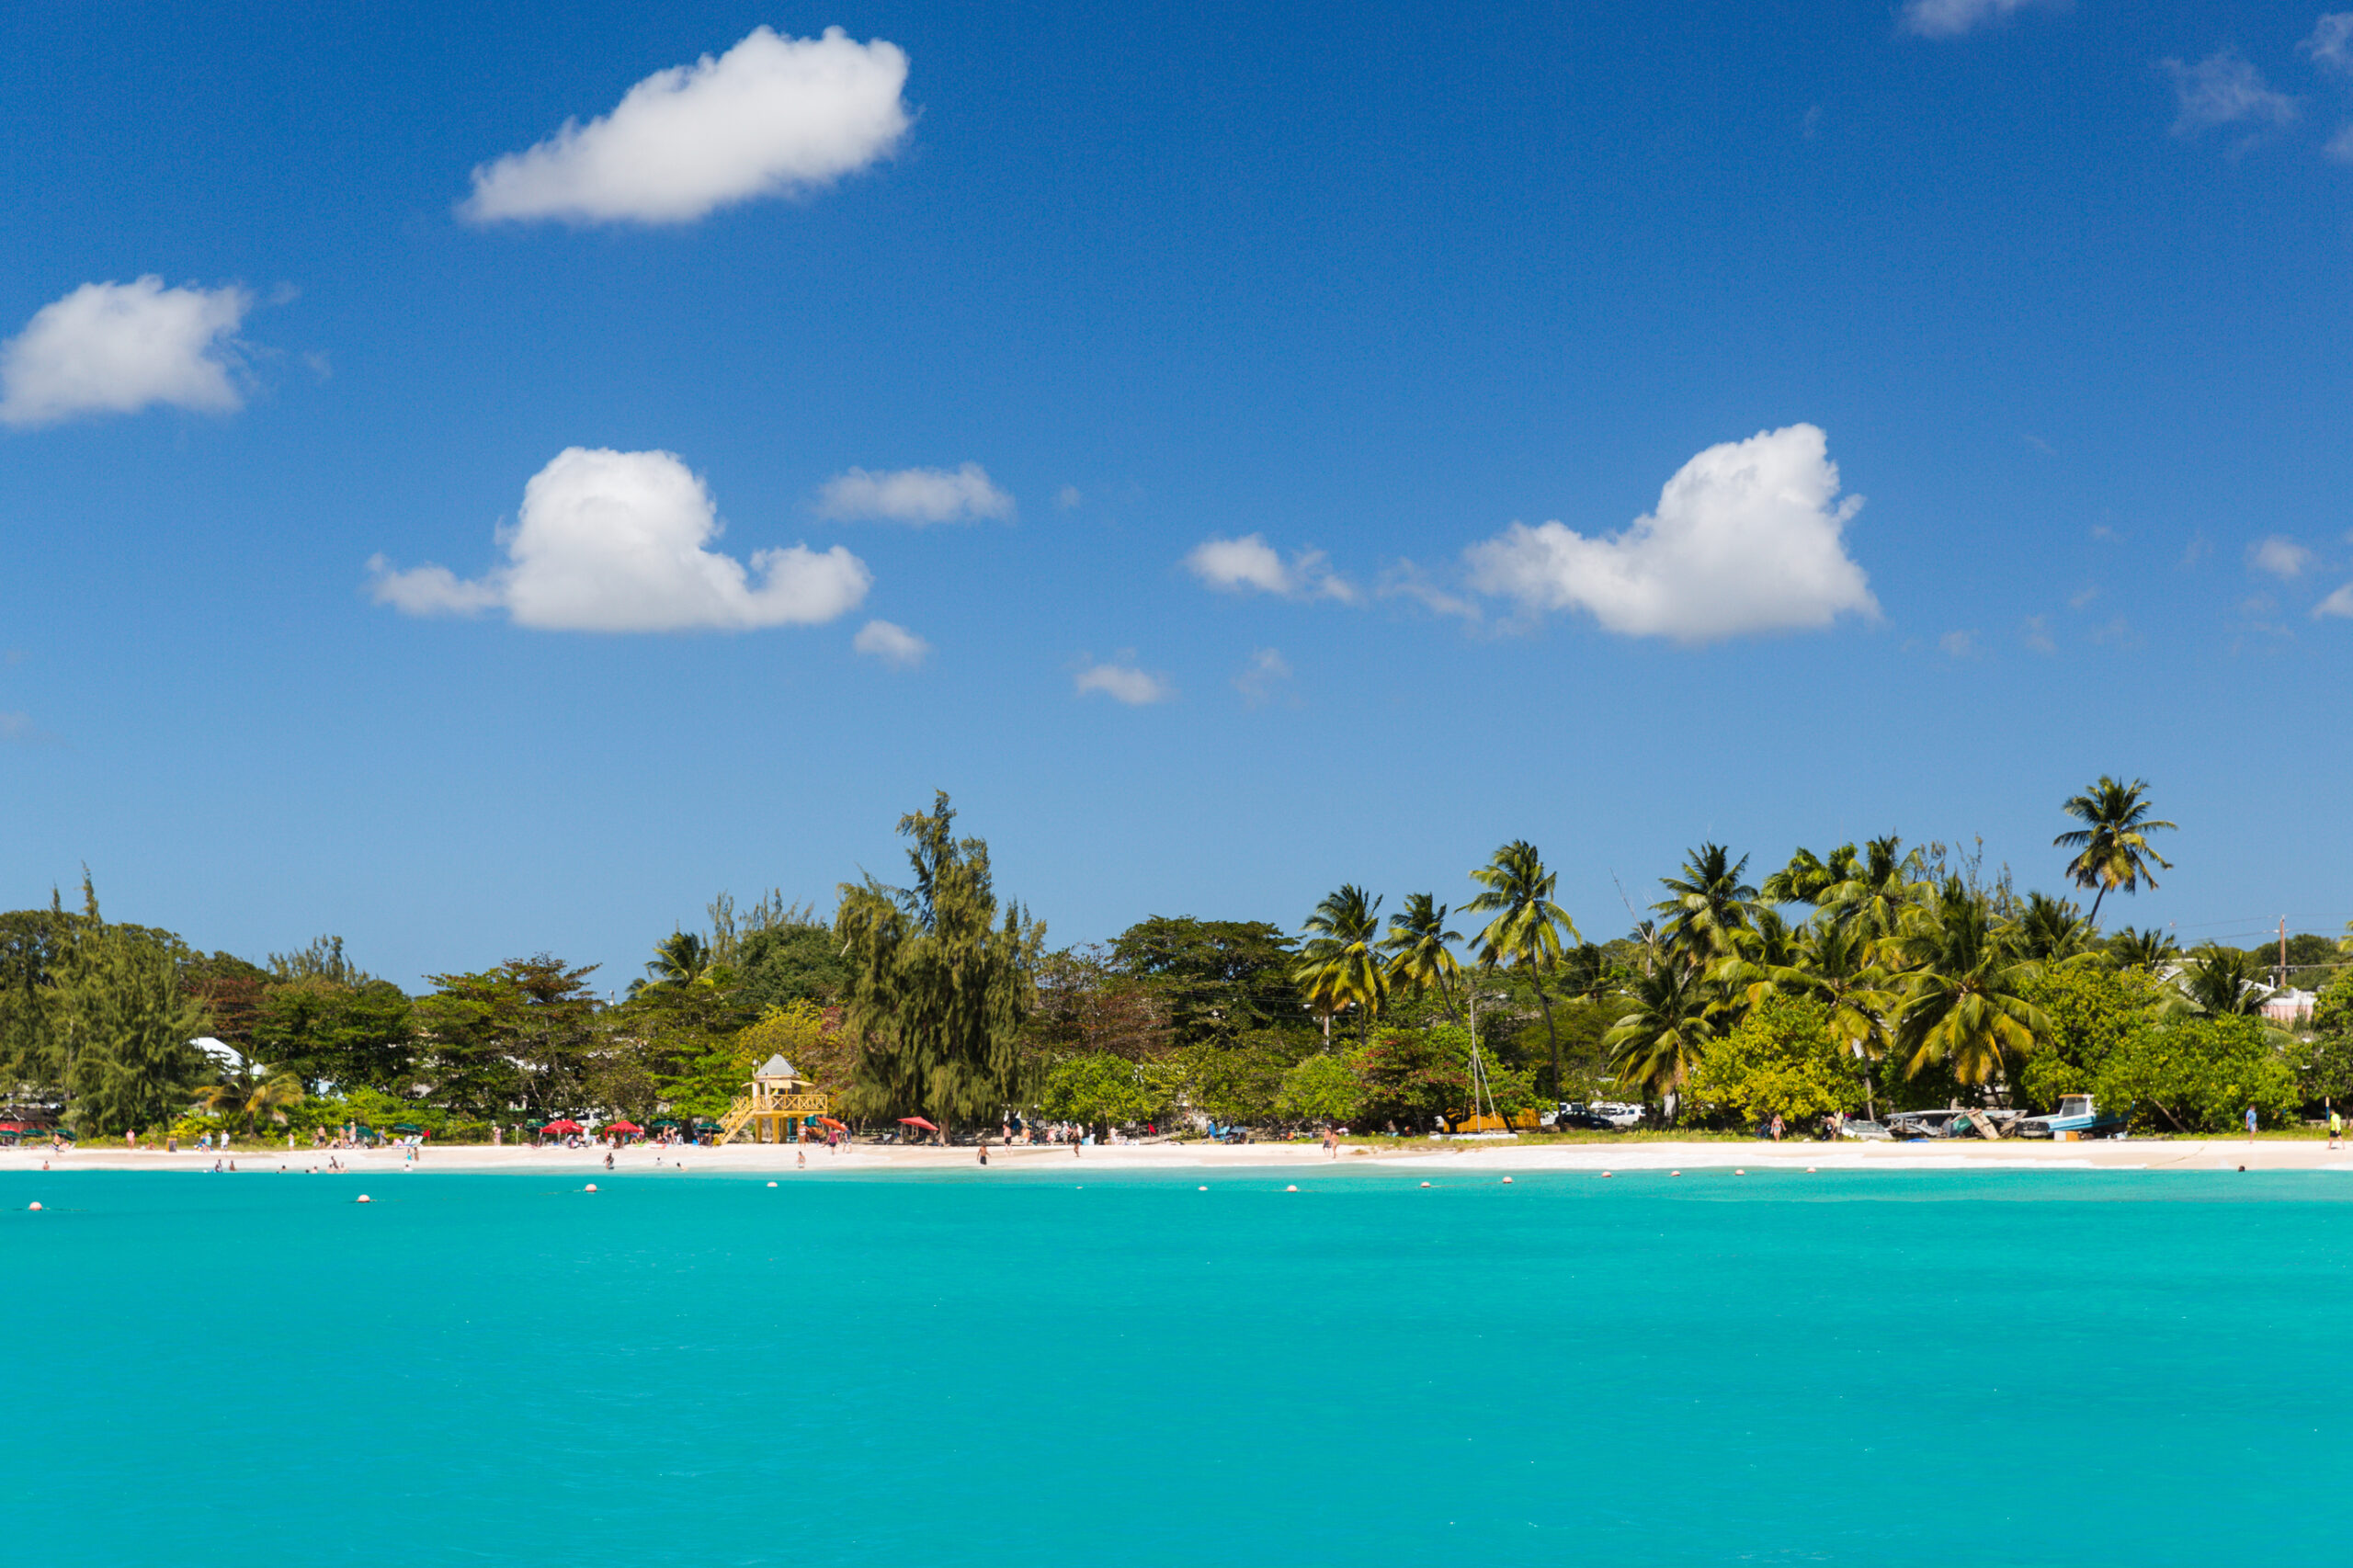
[3,0,2348,989]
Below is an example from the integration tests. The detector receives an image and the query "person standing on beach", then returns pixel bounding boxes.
[2331,1107,2343,1150]
[2245,1104,2258,1142]
[1770,1113,1785,1142]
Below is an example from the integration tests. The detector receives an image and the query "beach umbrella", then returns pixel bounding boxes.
[898,1117,939,1132]
[607,1119,642,1134]
[392,1123,423,1133]
[650,1119,679,1129]
[817,1117,847,1131]
[0,1122,27,1132]
[543,1119,584,1135]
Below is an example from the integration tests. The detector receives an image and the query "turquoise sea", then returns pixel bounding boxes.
[7,1165,2346,1564]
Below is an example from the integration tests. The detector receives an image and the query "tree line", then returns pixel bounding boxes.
[3,779,2346,1140]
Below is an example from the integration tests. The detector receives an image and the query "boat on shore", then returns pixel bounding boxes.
[2016,1095,2131,1140]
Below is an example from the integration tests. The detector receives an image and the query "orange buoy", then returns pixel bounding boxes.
[1670,1170,1681,1176]
[1601,1171,1613,1177]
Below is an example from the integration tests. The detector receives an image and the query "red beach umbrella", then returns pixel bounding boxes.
[897,1117,939,1132]
[606,1119,642,1134]
[0,1122,27,1132]
[543,1119,584,1135]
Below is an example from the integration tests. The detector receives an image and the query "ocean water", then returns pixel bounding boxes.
[6,1164,2345,1565]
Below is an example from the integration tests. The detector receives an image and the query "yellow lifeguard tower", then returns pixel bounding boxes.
[716,1054,835,1145]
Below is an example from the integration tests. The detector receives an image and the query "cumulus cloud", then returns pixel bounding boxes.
[369,447,870,632]
[2164,51,2298,135]
[2252,536,2313,578]
[2304,14,2353,71]
[1183,534,1358,602]
[1899,0,2063,40]
[0,278,251,427]
[852,619,929,668]
[815,462,1013,524]
[1074,660,1173,705]
[462,27,910,225]
[1461,424,1876,642]
[2316,583,2353,619]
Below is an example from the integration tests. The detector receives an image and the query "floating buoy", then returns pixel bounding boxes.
[1420,1180,1432,1187]
[1601,1171,1613,1178]
[1806,1166,1817,1173]
[767,1181,778,1187]
[1198,1185,1209,1191]
[1501,1176,1514,1184]
[1670,1170,1681,1177]
[585,1183,598,1192]
[26,1201,40,1211]
[1285,1184,1298,1191]
[356,1195,372,1203]
[1735,1168,1746,1176]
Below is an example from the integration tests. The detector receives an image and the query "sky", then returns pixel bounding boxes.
[3,0,2349,991]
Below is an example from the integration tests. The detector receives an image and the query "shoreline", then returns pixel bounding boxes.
[5,1135,2347,1176]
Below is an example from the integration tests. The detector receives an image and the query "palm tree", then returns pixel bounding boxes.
[1465,841,1579,1099]
[1381,892,1464,1022]
[1653,844,1756,960]
[2011,892,2097,963]
[645,930,711,987]
[1712,917,1900,1118]
[1886,879,2052,1089]
[2053,777,2177,926]
[1820,835,1928,943]
[2108,925,2180,971]
[1759,844,1859,907]
[196,1070,306,1134]
[2170,945,2267,1017]
[1604,961,1722,1112]
[1295,884,1388,1044]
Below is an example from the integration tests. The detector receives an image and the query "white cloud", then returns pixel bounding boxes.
[2253,536,2313,578]
[0,278,251,427]
[2304,14,2353,71]
[2164,51,2298,135]
[814,462,1013,524]
[1899,0,2063,40]
[1233,647,1293,707]
[462,27,910,225]
[369,447,870,632]
[1056,485,1083,509]
[1938,630,1979,657]
[853,619,929,668]
[1074,660,1173,705]
[1183,534,1358,602]
[1461,424,1876,642]
[2316,583,2353,619]
[2327,124,2353,162]
[2020,616,2056,654]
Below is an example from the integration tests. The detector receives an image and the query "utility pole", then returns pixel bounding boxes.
[2279,916,2290,993]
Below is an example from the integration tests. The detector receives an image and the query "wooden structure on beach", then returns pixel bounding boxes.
[716,1055,835,1146]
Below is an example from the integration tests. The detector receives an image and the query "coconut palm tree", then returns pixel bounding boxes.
[1759,844,1859,907]
[1465,841,1579,1098]
[2054,777,2177,926]
[1295,884,1388,1044]
[1654,844,1757,961]
[2011,892,2097,963]
[1820,835,1929,944]
[1604,960,1722,1113]
[2108,926,2180,971]
[196,1069,306,1133]
[1381,892,1464,1022]
[1711,917,1900,1117]
[1886,879,2052,1089]
[2170,945,2268,1017]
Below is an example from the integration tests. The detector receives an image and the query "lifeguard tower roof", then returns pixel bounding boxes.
[756,1054,801,1081]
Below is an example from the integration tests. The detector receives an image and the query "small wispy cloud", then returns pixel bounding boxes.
[2252,535,2313,578]
[2069,585,2100,609]
[1074,657,1173,706]
[816,463,1014,525]
[1899,0,2063,40]
[1056,485,1082,509]
[1233,647,1293,708]
[2303,13,2353,72]
[1938,630,1979,658]
[2315,582,2353,619]
[2020,616,2056,654]
[851,619,929,669]
[2163,51,2298,137]
[1183,534,1358,603]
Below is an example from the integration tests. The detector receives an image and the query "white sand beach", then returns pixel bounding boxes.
[8,1133,2350,1176]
